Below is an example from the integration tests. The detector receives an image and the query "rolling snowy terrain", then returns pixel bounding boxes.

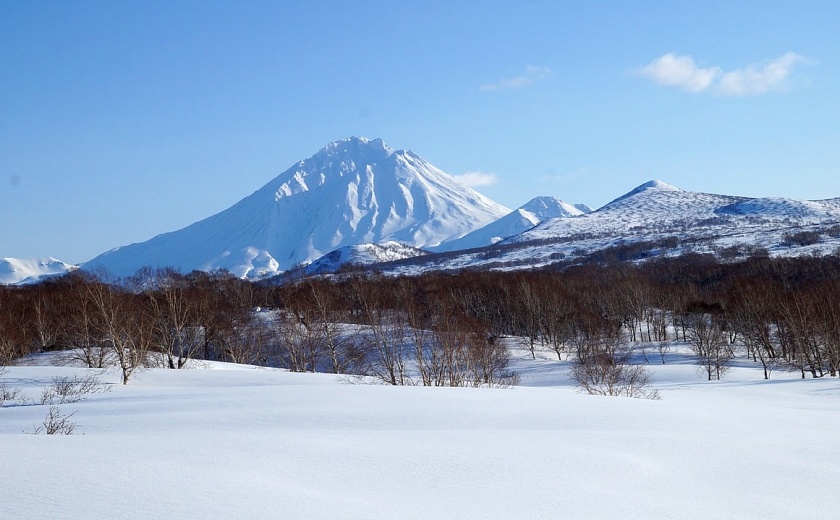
[84,137,509,279]
[2,345,838,520]
[368,180,840,276]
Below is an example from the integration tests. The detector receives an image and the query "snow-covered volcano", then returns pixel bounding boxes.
[85,137,510,278]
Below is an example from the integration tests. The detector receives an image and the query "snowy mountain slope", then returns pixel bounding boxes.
[0,257,76,285]
[518,179,840,245]
[84,137,510,278]
[436,195,589,252]
[356,180,840,277]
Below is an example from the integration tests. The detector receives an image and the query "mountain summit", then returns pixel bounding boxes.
[85,137,510,278]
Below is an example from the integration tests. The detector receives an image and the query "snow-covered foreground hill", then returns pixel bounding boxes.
[2,348,838,520]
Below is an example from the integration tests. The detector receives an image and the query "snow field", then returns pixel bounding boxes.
[2,345,839,519]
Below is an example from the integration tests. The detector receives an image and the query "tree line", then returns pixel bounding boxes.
[2,254,840,385]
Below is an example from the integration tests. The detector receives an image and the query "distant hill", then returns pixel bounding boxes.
[0,257,76,285]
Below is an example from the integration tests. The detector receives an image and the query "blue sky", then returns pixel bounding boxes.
[2,1,839,263]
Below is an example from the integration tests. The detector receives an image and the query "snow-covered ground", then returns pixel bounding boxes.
[2,345,838,519]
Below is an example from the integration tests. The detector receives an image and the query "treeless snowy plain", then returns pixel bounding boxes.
[2,345,838,519]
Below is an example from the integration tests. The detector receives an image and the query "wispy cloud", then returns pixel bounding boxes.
[453,171,499,187]
[717,52,808,95]
[480,66,553,92]
[635,52,809,95]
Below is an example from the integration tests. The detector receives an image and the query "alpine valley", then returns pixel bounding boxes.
[7,137,840,284]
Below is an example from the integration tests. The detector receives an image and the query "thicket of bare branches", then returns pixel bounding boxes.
[40,374,108,405]
[3,254,840,387]
[686,313,732,381]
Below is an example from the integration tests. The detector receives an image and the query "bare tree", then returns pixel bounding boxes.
[28,287,63,353]
[729,281,779,379]
[143,268,202,369]
[777,290,823,379]
[540,281,576,361]
[397,280,439,386]
[51,271,113,369]
[308,281,361,374]
[514,276,544,359]
[273,307,325,372]
[350,277,410,385]
[687,313,732,381]
[85,270,150,384]
[464,319,517,387]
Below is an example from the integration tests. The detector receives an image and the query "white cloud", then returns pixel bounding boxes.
[717,52,806,95]
[480,66,553,92]
[453,171,499,187]
[636,53,721,93]
[636,52,809,95]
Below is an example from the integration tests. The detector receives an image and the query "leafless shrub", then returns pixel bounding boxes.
[571,333,660,399]
[0,367,30,407]
[40,373,107,405]
[1,382,23,407]
[32,406,79,435]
